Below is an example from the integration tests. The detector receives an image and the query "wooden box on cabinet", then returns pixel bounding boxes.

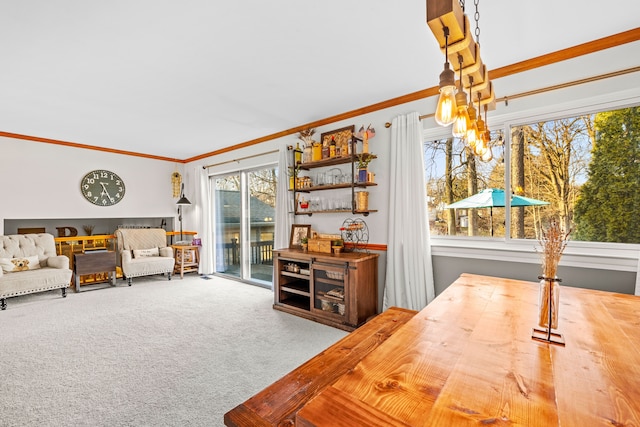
[273,249,378,331]
[307,238,332,254]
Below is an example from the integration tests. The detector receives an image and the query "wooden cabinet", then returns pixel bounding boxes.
[273,249,378,331]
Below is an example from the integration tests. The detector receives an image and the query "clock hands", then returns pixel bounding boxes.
[99,182,115,202]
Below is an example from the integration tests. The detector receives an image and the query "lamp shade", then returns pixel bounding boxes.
[176,183,191,205]
[176,195,191,206]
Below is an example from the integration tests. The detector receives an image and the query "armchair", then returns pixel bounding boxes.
[114,228,175,285]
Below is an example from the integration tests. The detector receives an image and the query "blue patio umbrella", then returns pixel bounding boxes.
[444,188,549,235]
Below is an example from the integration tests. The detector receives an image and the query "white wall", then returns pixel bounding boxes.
[185,42,640,297]
[1,137,182,235]
[2,40,638,297]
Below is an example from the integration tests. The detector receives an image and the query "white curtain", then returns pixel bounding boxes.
[275,144,293,250]
[383,112,435,311]
[195,167,213,274]
[635,255,640,296]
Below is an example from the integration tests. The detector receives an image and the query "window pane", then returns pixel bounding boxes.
[513,106,640,243]
[213,174,241,278]
[425,131,504,237]
[248,167,276,283]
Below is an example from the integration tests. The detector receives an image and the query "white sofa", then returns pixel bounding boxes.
[0,233,72,310]
[115,228,175,285]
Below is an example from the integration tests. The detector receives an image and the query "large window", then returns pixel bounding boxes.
[426,105,640,244]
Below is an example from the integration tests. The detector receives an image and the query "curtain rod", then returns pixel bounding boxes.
[384,65,640,128]
[202,149,279,169]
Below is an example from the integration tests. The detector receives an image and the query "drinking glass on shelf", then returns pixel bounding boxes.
[311,197,320,211]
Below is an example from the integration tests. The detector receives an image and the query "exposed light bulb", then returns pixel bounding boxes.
[452,107,469,137]
[474,139,487,156]
[467,123,479,148]
[452,89,469,138]
[434,27,457,127]
[435,80,457,126]
[481,145,493,162]
[482,105,491,144]
[452,55,468,138]
[482,129,491,144]
[466,102,478,148]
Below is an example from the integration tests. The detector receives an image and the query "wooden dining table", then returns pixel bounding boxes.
[293,273,640,426]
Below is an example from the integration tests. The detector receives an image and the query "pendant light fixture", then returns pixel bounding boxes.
[451,55,470,138]
[428,0,496,141]
[434,26,457,127]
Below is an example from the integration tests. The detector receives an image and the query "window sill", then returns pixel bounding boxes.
[430,236,640,273]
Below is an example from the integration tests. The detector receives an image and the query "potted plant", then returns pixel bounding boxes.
[332,239,344,254]
[356,155,373,183]
[300,237,308,252]
[288,164,300,189]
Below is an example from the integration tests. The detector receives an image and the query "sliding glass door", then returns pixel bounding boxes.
[212,165,276,286]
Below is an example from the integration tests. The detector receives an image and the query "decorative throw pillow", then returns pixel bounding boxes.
[133,247,160,258]
[0,255,41,273]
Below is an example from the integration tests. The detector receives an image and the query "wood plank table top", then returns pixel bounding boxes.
[224,306,418,426]
[296,273,640,427]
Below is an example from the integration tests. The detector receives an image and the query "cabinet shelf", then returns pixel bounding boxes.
[280,295,310,311]
[315,277,345,287]
[281,271,310,279]
[281,283,311,297]
[298,154,377,170]
[291,182,378,192]
[296,209,377,216]
[290,147,377,217]
[316,292,344,303]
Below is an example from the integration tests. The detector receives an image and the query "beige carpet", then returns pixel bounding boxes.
[0,274,347,426]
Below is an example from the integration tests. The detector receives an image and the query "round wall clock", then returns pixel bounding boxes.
[80,169,126,206]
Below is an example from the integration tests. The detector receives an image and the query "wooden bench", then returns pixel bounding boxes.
[224,306,417,426]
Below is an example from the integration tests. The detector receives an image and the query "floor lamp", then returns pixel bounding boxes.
[176,183,191,241]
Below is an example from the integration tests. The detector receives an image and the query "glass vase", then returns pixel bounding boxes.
[538,277,560,329]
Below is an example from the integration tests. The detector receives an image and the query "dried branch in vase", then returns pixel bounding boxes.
[297,128,316,146]
[537,218,570,279]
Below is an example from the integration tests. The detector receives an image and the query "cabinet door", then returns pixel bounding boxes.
[311,261,349,322]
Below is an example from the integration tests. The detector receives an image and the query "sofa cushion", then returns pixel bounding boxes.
[0,255,41,273]
[0,268,72,297]
[133,247,159,258]
[47,255,70,270]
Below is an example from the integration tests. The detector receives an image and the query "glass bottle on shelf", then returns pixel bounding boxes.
[322,140,329,159]
[294,142,302,164]
[329,137,336,158]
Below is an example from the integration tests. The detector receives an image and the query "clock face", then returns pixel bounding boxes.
[80,170,126,206]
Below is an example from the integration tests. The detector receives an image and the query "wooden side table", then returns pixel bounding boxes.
[171,245,200,278]
[73,251,117,292]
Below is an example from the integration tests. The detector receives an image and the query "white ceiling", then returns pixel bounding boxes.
[1,1,638,161]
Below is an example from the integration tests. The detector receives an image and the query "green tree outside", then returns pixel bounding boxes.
[574,107,640,243]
